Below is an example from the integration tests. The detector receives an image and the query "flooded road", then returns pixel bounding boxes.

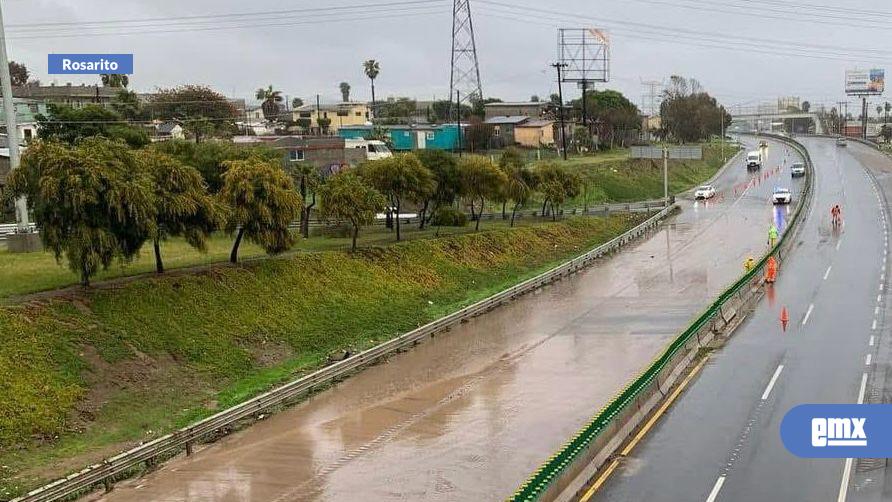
[96,140,798,502]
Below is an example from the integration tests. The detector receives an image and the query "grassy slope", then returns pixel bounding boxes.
[0,215,645,497]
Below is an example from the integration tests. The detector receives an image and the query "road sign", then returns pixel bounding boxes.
[630,146,702,160]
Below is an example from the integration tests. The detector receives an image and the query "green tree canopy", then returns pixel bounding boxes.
[415,149,460,228]
[8,61,28,86]
[458,155,507,231]
[660,75,730,143]
[536,162,581,221]
[569,89,640,148]
[137,149,224,273]
[219,157,303,263]
[339,82,352,102]
[151,139,280,193]
[147,85,238,142]
[360,153,433,241]
[319,171,387,251]
[255,85,283,122]
[101,74,129,88]
[36,104,149,148]
[8,138,155,285]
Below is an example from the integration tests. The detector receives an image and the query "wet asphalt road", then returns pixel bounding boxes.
[595,138,892,502]
[91,140,796,502]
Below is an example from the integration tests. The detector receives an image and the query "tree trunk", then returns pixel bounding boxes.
[386,195,394,230]
[351,224,359,251]
[419,199,429,229]
[230,228,245,263]
[511,203,520,227]
[475,197,484,231]
[370,79,377,119]
[395,197,402,241]
[541,198,548,217]
[153,237,164,274]
[552,203,557,222]
[301,192,316,239]
[501,200,507,220]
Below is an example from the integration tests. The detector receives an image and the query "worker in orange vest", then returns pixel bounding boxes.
[765,255,778,283]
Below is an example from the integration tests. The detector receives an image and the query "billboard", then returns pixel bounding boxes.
[846,69,885,95]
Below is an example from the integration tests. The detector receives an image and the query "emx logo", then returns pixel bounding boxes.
[782,405,892,458]
[811,418,867,447]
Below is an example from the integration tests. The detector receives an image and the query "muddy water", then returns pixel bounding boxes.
[96,141,795,502]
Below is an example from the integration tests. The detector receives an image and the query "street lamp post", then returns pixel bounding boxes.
[0,0,27,233]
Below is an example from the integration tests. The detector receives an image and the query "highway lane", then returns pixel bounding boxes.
[90,140,793,502]
[594,137,889,502]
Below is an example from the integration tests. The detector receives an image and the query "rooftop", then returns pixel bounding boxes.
[485,115,530,125]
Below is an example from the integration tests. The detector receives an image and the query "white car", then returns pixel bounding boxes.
[772,187,792,205]
[746,151,763,170]
[836,137,847,147]
[790,162,806,177]
[694,185,717,200]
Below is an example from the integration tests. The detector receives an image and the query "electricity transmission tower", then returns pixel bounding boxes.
[449,0,483,110]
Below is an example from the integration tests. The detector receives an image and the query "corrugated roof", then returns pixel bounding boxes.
[517,119,554,128]
[484,116,529,125]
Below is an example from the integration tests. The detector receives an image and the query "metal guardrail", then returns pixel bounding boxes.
[13,203,676,502]
[0,223,36,241]
[509,133,815,501]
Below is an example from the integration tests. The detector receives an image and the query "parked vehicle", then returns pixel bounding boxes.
[836,136,848,147]
[759,140,768,148]
[772,187,793,205]
[746,151,763,170]
[345,138,393,160]
[790,162,806,177]
[694,185,717,200]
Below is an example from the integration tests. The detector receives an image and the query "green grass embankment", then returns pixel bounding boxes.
[0,214,645,498]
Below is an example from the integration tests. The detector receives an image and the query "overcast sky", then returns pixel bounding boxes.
[5,0,891,111]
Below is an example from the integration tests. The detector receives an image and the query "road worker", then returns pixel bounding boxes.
[831,204,842,226]
[765,255,778,283]
[744,256,756,272]
[768,224,779,247]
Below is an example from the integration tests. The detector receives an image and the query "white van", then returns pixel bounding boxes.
[345,138,393,161]
[746,150,762,170]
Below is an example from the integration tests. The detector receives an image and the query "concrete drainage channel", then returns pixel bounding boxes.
[13,205,676,502]
[508,134,815,502]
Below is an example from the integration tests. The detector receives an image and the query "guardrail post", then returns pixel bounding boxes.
[104,478,112,493]
[186,441,193,456]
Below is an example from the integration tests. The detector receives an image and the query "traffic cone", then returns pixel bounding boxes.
[780,306,789,332]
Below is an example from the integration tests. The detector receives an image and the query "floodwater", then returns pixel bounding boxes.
[95,140,794,502]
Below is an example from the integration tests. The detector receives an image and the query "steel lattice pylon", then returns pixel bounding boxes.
[449,0,482,106]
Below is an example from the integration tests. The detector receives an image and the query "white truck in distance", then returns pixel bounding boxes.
[746,150,762,170]
[345,139,393,161]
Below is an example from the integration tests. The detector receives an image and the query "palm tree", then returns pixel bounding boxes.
[292,97,304,109]
[363,60,380,118]
[255,85,283,122]
[878,105,883,120]
[339,82,351,102]
[100,74,129,88]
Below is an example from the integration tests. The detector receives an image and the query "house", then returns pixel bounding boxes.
[0,98,47,145]
[269,136,366,176]
[484,116,529,146]
[13,83,119,109]
[338,124,463,151]
[154,121,185,141]
[484,102,546,121]
[292,102,370,134]
[514,119,555,147]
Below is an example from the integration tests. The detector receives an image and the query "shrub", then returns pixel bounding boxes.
[432,207,468,227]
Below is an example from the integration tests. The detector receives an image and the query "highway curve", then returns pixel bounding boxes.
[89,139,795,502]
[594,137,891,502]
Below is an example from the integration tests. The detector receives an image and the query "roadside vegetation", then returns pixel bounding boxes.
[0,215,644,497]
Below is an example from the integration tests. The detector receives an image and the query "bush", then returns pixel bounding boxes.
[432,207,467,227]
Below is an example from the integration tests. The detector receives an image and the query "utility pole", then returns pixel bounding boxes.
[862,97,868,140]
[552,62,568,161]
[836,101,847,135]
[720,106,726,162]
[580,80,588,137]
[316,94,321,135]
[844,101,849,136]
[0,1,29,236]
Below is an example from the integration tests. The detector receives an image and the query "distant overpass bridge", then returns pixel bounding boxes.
[730,111,824,135]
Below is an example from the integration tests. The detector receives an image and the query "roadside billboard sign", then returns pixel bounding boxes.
[846,69,885,95]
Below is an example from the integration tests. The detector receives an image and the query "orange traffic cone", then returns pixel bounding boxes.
[780,306,789,332]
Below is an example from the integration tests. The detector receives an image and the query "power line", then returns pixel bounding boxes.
[7,9,449,41]
[6,0,449,29]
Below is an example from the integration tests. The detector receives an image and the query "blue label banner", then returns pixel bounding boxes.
[47,54,133,75]
[781,404,892,458]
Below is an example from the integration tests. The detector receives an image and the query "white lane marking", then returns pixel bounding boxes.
[836,240,842,251]
[870,335,876,346]
[866,354,872,366]
[876,306,881,316]
[879,295,883,303]
[858,373,868,404]
[761,364,785,400]
[840,374,872,502]
[872,319,878,330]
[824,266,832,280]
[802,304,815,326]
[706,476,726,502]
